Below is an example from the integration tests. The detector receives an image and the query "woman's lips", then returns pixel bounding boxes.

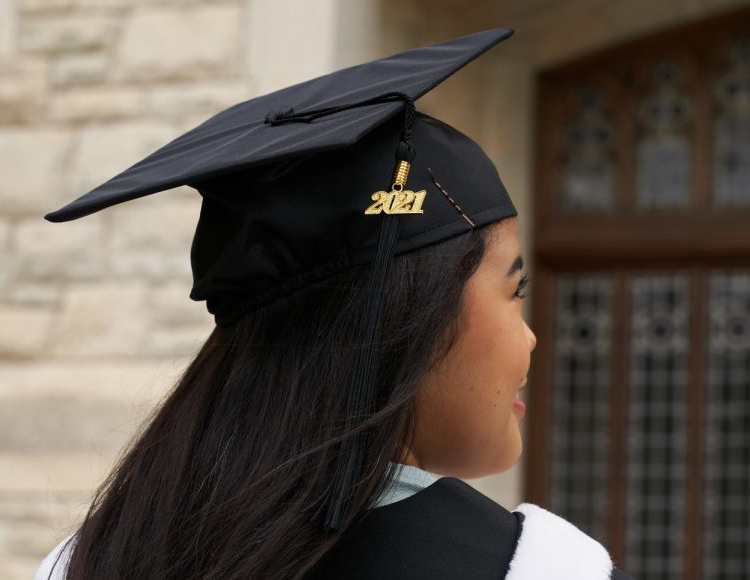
[514,377,528,416]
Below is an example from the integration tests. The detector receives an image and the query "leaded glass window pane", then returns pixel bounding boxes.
[549,275,613,543]
[635,59,693,210]
[703,272,750,580]
[626,274,689,580]
[713,38,750,207]
[559,86,617,213]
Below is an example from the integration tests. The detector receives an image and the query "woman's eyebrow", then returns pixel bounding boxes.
[505,255,524,278]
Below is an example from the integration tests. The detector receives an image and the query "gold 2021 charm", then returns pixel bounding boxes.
[364,189,426,215]
[364,159,426,215]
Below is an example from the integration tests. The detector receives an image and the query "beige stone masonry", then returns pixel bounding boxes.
[49,86,144,121]
[0,128,72,215]
[108,194,199,278]
[20,13,118,53]
[0,305,56,358]
[0,57,47,123]
[0,358,188,402]
[48,280,151,357]
[115,5,242,81]
[144,80,256,118]
[50,51,109,87]
[14,216,102,279]
[3,280,61,306]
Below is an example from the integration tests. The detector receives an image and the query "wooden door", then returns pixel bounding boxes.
[526,7,750,580]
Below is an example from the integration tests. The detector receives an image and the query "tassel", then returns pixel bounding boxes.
[323,213,400,531]
[267,92,416,531]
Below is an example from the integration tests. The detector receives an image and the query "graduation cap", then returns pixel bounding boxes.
[44,28,518,531]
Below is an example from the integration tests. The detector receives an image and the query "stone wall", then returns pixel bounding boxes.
[0,1,378,577]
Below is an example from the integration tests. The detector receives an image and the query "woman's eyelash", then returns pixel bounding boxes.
[514,273,529,299]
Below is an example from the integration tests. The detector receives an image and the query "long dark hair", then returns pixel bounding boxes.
[52,220,494,580]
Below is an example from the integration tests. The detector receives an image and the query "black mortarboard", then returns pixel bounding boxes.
[44,28,518,531]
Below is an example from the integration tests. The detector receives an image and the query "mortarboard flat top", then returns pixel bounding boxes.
[44,28,514,223]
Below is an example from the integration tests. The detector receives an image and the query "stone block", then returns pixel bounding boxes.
[0,452,116,492]
[0,492,86,575]
[0,305,55,358]
[3,281,61,306]
[0,394,140,453]
[67,122,176,196]
[20,0,73,10]
[145,320,212,357]
[0,559,44,580]
[49,280,150,357]
[0,490,86,534]
[0,359,185,401]
[0,57,47,124]
[144,80,255,118]
[74,0,206,6]
[109,195,198,278]
[0,247,18,302]
[14,216,102,279]
[0,0,18,58]
[50,52,109,86]
[19,13,118,52]
[114,5,241,81]
[49,87,143,121]
[146,280,209,325]
[0,218,9,250]
[0,129,72,215]
[1,503,74,559]
[247,0,338,92]
[169,184,199,201]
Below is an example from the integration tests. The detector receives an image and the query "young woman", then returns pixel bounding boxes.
[36,29,637,580]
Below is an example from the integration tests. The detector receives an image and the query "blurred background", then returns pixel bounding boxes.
[1,1,749,579]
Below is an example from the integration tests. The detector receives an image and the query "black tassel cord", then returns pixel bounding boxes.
[265,93,416,530]
[323,212,400,530]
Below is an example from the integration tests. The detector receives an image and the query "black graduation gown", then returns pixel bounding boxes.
[310,476,637,580]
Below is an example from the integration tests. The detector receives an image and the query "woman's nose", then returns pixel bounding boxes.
[526,322,537,352]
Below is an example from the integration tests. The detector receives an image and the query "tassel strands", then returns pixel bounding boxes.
[323,212,400,531]
[264,93,417,531]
